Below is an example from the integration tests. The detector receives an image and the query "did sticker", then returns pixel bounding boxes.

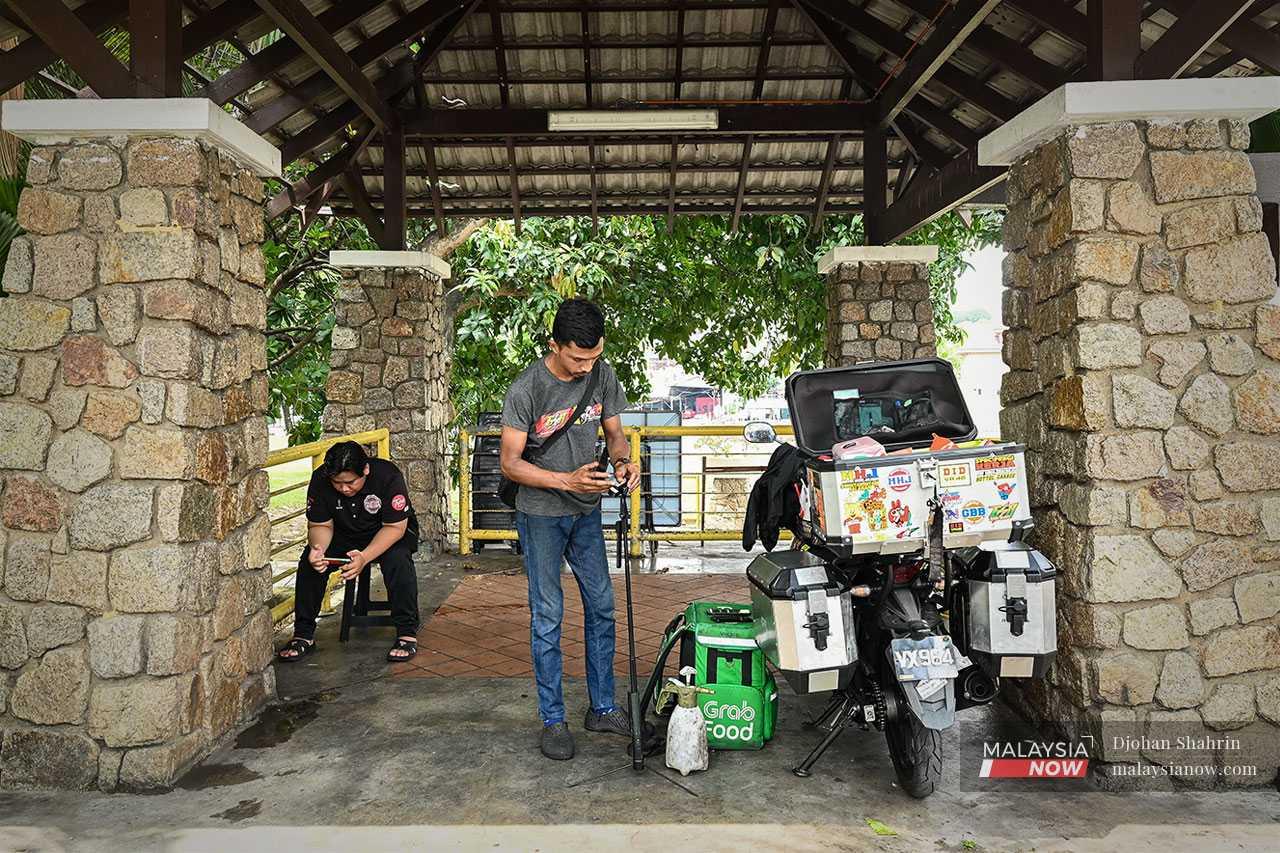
[363,494,382,514]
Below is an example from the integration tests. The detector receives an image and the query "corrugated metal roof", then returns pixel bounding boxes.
[2,1,1272,221]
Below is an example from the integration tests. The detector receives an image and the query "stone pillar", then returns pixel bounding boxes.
[984,78,1280,787]
[321,251,452,555]
[0,100,280,790]
[818,245,939,366]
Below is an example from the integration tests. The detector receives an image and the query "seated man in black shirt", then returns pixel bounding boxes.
[278,441,421,662]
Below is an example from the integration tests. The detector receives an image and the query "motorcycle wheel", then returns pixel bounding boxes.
[883,695,943,799]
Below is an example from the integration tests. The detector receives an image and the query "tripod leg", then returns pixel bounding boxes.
[792,703,856,778]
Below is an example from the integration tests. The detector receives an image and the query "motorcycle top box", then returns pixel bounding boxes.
[784,359,1031,554]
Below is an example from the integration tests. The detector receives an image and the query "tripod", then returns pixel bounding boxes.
[566,478,697,797]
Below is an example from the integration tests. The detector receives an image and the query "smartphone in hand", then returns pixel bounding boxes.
[321,556,351,565]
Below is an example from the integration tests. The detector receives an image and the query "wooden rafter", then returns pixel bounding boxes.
[1136,0,1254,79]
[205,0,384,105]
[246,0,463,134]
[279,3,474,166]
[581,8,599,232]
[871,148,1003,244]
[1006,0,1089,46]
[6,0,133,96]
[266,127,375,220]
[0,0,127,93]
[729,0,778,232]
[873,0,1001,128]
[422,141,446,237]
[802,0,1017,122]
[251,0,396,129]
[812,133,839,232]
[342,163,387,241]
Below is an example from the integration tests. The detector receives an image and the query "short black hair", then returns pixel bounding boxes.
[551,298,605,349]
[323,441,369,477]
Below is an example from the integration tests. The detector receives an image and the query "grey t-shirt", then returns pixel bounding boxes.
[501,358,628,517]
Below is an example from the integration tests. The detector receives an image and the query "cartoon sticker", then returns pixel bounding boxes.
[887,499,911,527]
[995,482,1017,501]
[391,494,407,511]
[363,494,382,514]
[939,463,971,487]
[887,468,913,492]
[948,521,965,534]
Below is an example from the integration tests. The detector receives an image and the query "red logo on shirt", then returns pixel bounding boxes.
[391,494,407,511]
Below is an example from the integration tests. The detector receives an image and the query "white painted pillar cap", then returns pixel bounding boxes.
[0,98,280,177]
[817,245,939,275]
[328,250,451,280]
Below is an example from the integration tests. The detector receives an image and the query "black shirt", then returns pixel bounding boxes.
[305,458,419,549]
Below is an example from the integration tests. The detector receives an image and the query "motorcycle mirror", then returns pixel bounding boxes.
[743,421,777,444]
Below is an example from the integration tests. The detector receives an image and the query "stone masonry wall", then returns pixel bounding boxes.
[0,137,274,790]
[321,267,451,554]
[824,260,936,366]
[999,117,1280,787]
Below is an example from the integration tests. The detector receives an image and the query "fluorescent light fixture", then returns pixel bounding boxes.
[547,109,718,132]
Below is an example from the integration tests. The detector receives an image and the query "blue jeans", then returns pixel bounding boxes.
[516,507,617,725]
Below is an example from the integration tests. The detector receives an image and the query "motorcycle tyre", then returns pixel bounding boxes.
[883,693,943,799]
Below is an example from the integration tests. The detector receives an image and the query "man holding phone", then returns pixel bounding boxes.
[278,441,422,663]
[500,298,641,760]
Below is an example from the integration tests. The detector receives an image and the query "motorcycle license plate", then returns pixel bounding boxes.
[890,635,959,682]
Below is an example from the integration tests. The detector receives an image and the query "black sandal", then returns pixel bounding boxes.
[387,638,418,662]
[277,638,316,662]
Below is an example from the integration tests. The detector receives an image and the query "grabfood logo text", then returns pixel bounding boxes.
[701,698,756,742]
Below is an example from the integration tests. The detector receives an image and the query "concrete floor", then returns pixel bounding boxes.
[3,548,1280,853]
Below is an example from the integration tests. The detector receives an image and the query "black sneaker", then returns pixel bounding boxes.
[540,723,575,760]
[584,707,632,737]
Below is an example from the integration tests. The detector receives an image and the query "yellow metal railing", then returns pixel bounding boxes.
[458,423,794,557]
[266,429,391,623]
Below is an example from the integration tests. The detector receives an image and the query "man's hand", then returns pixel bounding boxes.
[308,546,328,572]
[560,462,613,494]
[340,550,367,581]
[614,460,641,493]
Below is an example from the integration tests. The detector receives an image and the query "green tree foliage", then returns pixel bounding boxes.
[448,211,1001,426]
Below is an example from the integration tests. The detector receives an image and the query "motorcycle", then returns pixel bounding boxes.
[742,359,1057,798]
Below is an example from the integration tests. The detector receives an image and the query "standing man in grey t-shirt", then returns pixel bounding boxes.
[500,298,640,761]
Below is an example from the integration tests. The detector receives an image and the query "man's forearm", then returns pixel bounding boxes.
[359,524,406,563]
[307,523,333,552]
[503,456,569,490]
[606,432,631,466]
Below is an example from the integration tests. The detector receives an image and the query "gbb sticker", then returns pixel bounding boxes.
[939,463,971,487]
[887,468,913,492]
[961,500,987,525]
[391,494,407,511]
[363,494,382,514]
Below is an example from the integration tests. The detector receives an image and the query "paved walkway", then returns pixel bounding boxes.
[3,550,1278,853]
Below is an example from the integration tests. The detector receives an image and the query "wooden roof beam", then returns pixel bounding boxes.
[1087,0,1141,80]
[246,0,467,134]
[0,0,126,93]
[1136,0,1255,79]
[280,2,474,166]
[870,148,1003,244]
[731,0,779,232]
[206,0,384,105]
[874,0,1001,128]
[252,0,396,129]
[812,133,839,232]
[399,104,868,136]
[6,0,133,97]
[266,126,375,220]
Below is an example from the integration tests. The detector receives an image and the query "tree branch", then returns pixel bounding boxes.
[269,328,319,370]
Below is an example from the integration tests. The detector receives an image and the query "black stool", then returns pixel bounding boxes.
[339,563,396,642]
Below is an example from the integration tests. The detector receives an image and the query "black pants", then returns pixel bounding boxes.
[293,539,420,640]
